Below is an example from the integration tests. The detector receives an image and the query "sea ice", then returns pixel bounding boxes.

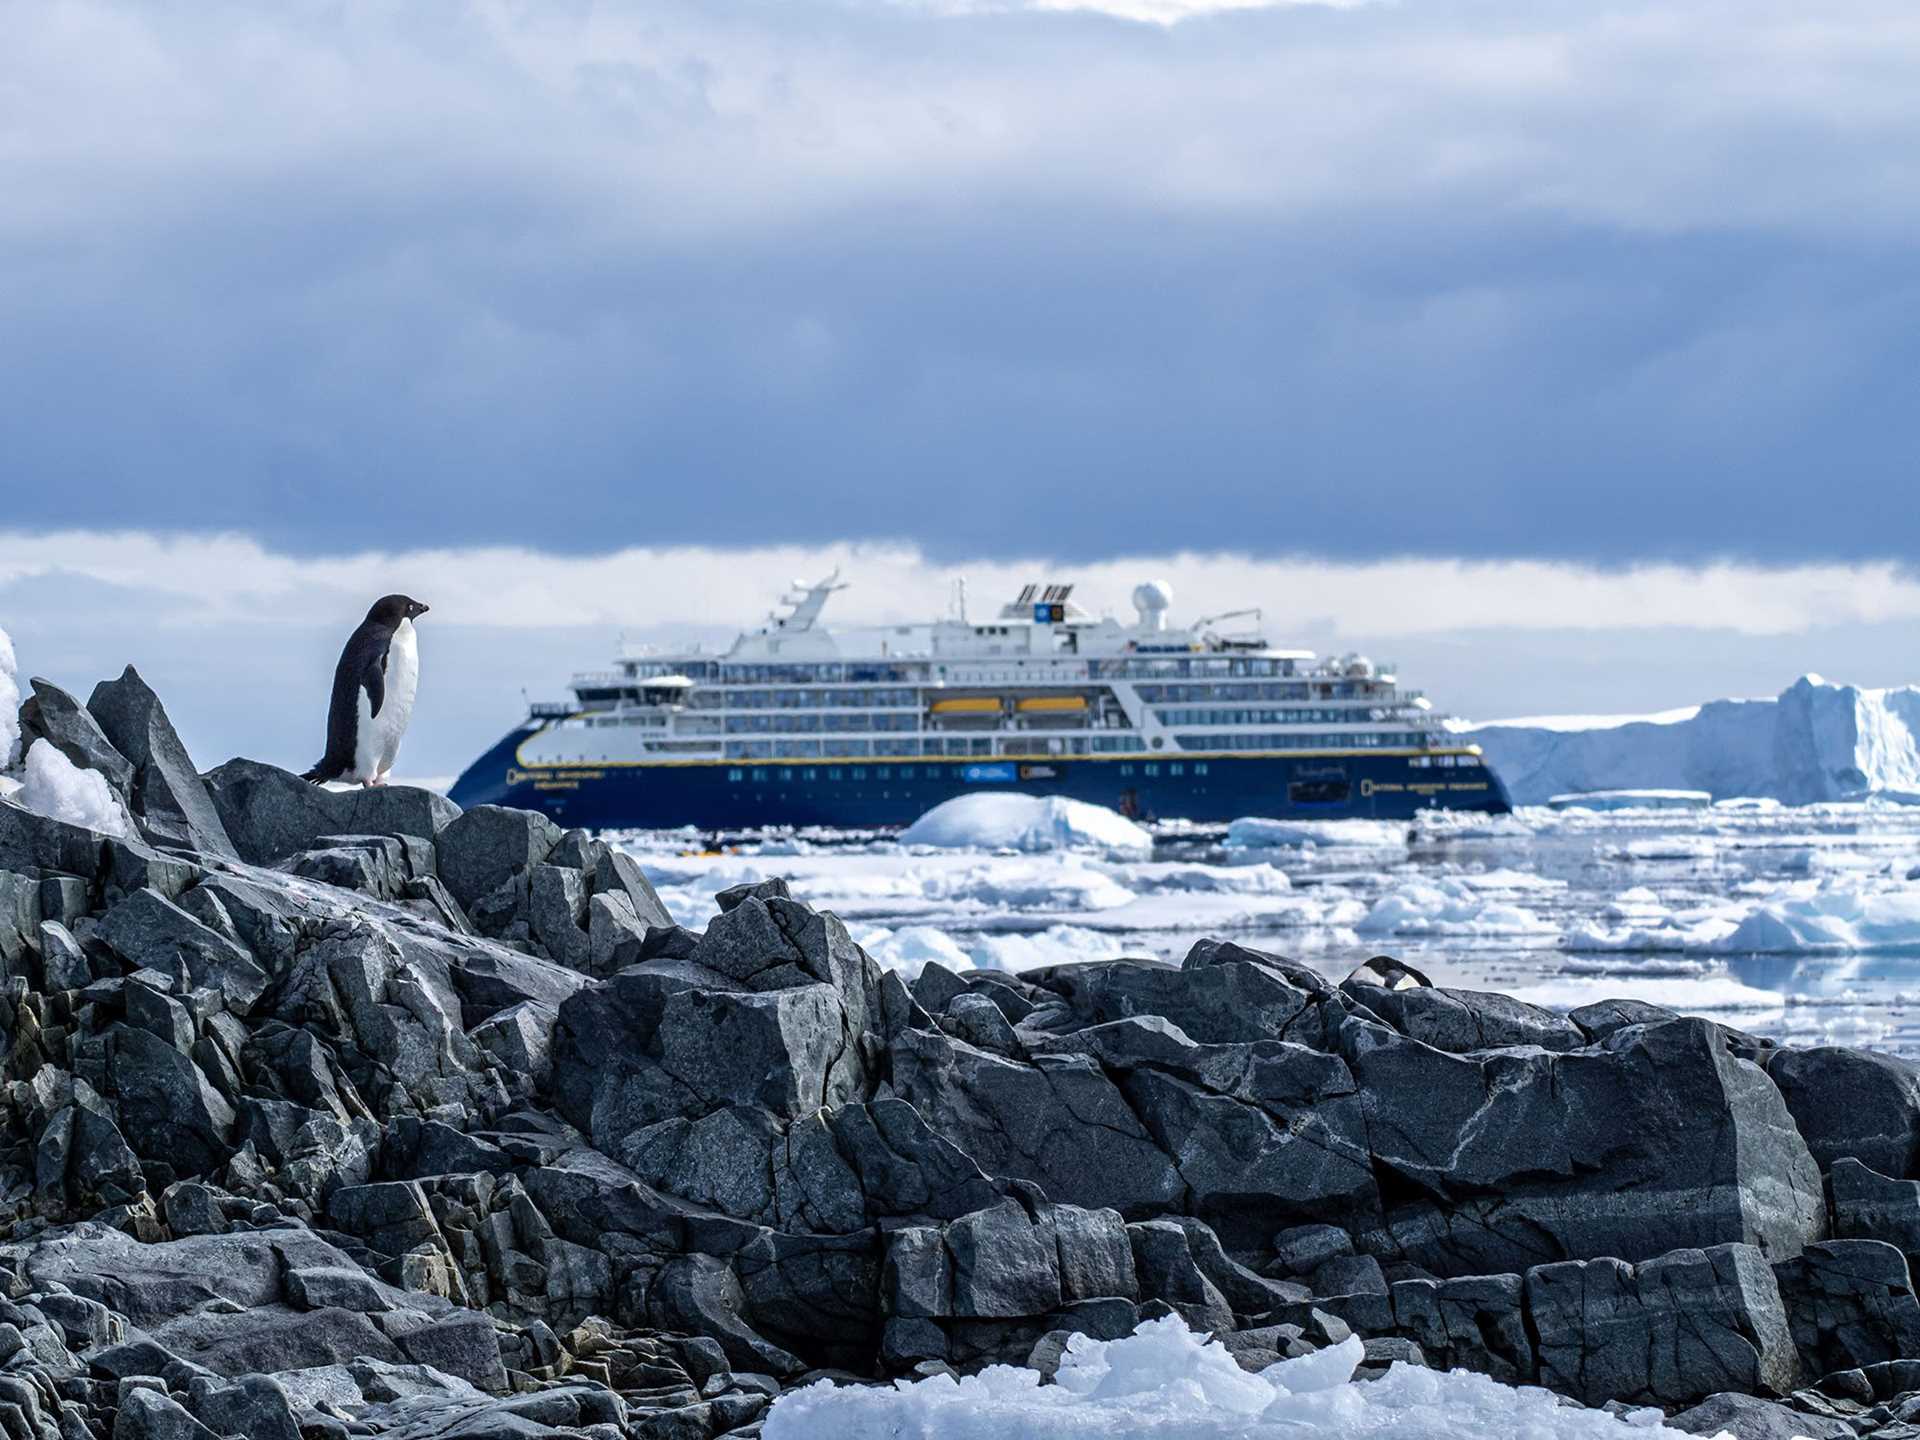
[1356,875,1558,940]
[1226,816,1409,851]
[763,1314,1705,1440]
[16,739,131,838]
[852,921,1130,975]
[902,793,1153,859]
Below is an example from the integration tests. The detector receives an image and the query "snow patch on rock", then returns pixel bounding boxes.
[17,739,132,838]
[0,624,18,769]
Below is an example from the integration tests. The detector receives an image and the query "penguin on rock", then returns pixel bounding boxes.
[303,594,429,787]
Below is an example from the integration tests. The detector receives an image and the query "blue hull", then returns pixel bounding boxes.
[449,725,1513,829]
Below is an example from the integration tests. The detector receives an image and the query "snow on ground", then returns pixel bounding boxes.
[901,793,1152,858]
[763,1316,1702,1440]
[1467,674,1920,805]
[15,740,130,838]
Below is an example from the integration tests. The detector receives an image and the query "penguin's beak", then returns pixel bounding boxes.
[413,602,431,618]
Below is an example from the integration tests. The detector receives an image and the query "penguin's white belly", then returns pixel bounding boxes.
[353,620,419,781]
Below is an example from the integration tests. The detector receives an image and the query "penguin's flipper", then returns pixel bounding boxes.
[359,654,387,719]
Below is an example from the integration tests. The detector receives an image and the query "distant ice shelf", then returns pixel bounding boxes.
[1464,675,1920,806]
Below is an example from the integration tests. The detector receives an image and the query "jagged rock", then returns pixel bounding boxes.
[201,759,457,866]
[1127,1220,1234,1334]
[37,921,93,991]
[114,1387,222,1440]
[1774,1239,1920,1374]
[107,1024,236,1176]
[1769,1046,1920,1177]
[1668,1392,1856,1438]
[1389,1273,1532,1381]
[1527,1244,1801,1406]
[946,1201,1062,1318]
[22,677,135,800]
[1269,1223,1352,1278]
[156,1305,404,1376]
[396,1312,508,1391]
[189,1374,303,1440]
[1350,1017,1826,1276]
[1831,1156,1920,1260]
[97,889,268,1012]
[1346,979,1585,1053]
[435,806,561,913]
[1029,941,1341,1048]
[0,800,106,884]
[87,667,236,860]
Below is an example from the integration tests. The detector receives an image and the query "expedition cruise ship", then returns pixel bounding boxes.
[448,575,1511,829]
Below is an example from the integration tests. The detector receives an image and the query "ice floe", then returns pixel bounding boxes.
[901,792,1152,858]
[1357,875,1558,940]
[763,1315,1701,1440]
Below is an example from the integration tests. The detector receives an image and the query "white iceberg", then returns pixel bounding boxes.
[901,793,1152,859]
[15,739,131,838]
[853,921,1130,976]
[763,1314,1698,1440]
[1468,675,1920,806]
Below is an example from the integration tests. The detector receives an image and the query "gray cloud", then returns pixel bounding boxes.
[5,0,1920,561]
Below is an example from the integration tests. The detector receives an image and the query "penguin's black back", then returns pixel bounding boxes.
[302,596,411,783]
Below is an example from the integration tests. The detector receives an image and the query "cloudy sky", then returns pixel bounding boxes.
[6,0,1920,777]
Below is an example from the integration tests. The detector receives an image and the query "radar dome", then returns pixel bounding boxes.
[1132,580,1173,631]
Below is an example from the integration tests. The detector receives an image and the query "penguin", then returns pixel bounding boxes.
[303,594,430,786]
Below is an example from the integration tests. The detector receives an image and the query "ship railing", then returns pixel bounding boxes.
[528,701,574,719]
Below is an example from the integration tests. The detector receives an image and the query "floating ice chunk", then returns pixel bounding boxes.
[1547,789,1713,812]
[903,793,1152,859]
[0,625,17,769]
[1707,884,1920,954]
[764,1314,1703,1440]
[1101,861,1291,895]
[1226,816,1408,850]
[1357,876,1557,939]
[15,739,131,838]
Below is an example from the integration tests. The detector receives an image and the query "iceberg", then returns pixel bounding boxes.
[764,1315,1701,1440]
[1468,675,1920,806]
[901,792,1153,858]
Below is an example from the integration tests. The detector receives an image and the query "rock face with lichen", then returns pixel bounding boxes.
[2,671,1920,1438]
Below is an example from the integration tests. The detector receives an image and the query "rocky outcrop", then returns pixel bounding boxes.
[11,673,1920,1436]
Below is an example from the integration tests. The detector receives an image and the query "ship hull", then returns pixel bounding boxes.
[449,725,1512,828]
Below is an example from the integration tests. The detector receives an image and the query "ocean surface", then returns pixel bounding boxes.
[616,801,1920,1057]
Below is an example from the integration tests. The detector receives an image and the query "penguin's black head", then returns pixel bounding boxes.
[368,594,430,625]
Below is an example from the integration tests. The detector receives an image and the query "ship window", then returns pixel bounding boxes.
[727,768,744,782]
[1144,764,1160,777]
[803,768,818,781]
[1169,763,1184,776]
[828,768,844,781]
[1194,762,1209,775]
[852,768,868,780]
[1119,764,1133,776]
[751,768,769,782]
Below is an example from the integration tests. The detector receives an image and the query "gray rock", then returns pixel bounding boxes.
[1128,1220,1233,1334]
[1350,1017,1826,1276]
[107,1024,237,1176]
[1773,1239,1920,1374]
[946,1202,1063,1318]
[1029,943,1339,1048]
[113,1387,222,1440]
[154,1305,403,1376]
[1568,998,1680,1042]
[1769,1046,1920,1177]
[96,888,268,1012]
[1831,1156,1920,1260]
[1527,1244,1801,1407]
[201,758,458,866]
[0,798,107,884]
[1348,981,1585,1053]
[37,920,93,991]
[397,1312,508,1392]
[1668,1392,1855,1439]
[22,677,134,799]
[1389,1273,1532,1382]
[942,993,1023,1058]
[1052,1205,1138,1303]
[591,845,673,932]
[87,666,237,860]
[527,864,590,970]
[286,1265,393,1313]
[189,1375,303,1440]
[435,806,561,912]
[890,1025,1183,1217]
[1270,1223,1353,1278]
